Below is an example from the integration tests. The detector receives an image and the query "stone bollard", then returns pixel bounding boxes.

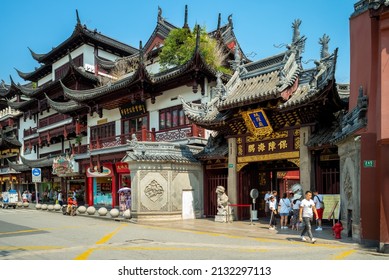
[41,204,48,210]
[23,202,29,208]
[86,206,96,215]
[17,201,23,208]
[123,209,131,219]
[109,208,120,218]
[35,203,42,210]
[77,206,87,214]
[48,205,54,211]
[54,204,61,211]
[97,207,108,216]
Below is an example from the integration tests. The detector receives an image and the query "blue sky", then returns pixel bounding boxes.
[0,0,355,85]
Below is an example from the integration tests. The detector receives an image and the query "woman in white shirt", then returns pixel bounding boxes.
[268,196,277,230]
[279,193,291,229]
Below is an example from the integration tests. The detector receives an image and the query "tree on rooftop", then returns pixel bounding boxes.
[159,26,231,74]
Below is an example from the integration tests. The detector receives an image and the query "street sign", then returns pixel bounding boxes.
[363,160,375,168]
[32,168,41,183]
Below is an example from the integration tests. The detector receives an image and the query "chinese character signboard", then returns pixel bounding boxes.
[237,129,300,164]
[115,162,131,174]
[119,100,147,119]
[242,109,273,137]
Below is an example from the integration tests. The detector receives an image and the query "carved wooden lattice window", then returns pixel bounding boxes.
[122,115,148,135]
[90,121,115,140]
[159,105,190,130]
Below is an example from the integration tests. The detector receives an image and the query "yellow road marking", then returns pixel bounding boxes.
[0,229,47,235]
[73,248,95,260]
[74,223,128,260]
[332,249,356,260]
[95,223,127,245]
[0,225,82,236]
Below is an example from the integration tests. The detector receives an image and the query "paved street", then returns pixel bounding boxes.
[0,207,387,260]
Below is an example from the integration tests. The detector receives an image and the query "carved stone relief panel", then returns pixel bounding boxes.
[140,172,168,211]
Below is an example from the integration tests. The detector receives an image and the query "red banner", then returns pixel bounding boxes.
[115,162,130,174]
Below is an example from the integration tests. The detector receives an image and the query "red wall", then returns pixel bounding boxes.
[351,8,389,250]
[350,10,380,243]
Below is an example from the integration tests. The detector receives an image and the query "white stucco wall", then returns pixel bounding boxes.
[37,74,52,87]
[146,79,213,130]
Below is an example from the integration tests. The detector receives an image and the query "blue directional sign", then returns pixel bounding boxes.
[32,168,41,183]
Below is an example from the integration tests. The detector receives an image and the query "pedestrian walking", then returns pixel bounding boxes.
[299,190,319,243]
[268,195,277,230]
[57,191,63,206]
[291,196,301,230]
[264,190,271,218]
[313,190,325,231]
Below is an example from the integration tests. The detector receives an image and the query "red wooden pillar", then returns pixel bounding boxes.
[87,177,93,206]
[141,125,147,141]
[76,121,81,135]
[151,128,156,142]
[192,124,199,137]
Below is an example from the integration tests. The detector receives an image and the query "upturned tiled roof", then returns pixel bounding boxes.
[123,141,200,164]
[195,134,228,160]
[0,134,22,148]
[45,94,86,114]
[20,155,54,168]
[28,17,137,66]
[331,86,368,143]
[8,155,55,173]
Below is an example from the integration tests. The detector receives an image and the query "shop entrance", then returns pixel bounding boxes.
[94,177,113,206]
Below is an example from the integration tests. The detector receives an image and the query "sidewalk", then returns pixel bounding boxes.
[139,217,359,246]
[24,204,358,247]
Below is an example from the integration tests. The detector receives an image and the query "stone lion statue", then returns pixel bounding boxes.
[215,186,229,215]
[291,183,303,201]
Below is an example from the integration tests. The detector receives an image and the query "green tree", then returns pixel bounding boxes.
[159,26,231,74]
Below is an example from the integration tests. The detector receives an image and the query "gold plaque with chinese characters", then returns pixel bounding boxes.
[241,109,273,137]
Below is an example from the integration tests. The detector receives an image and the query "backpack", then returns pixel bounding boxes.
[316,195,324,209]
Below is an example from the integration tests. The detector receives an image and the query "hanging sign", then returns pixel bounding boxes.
[52,155,79,176]
[241,108,273,137]
[119,100,146,118]
[115,162,131,174]
[86,166,113,177]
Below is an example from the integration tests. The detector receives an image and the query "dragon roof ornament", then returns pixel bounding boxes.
[319,34,331,59]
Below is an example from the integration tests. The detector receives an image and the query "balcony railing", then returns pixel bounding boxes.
[24,127,38,137]
[39,113,70,128]
[87,124,204,152]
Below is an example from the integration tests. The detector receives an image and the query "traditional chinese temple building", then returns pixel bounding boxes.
[4,10,138,202]
[0,81,23,189]
[53,7,241,218]
[182,20,348,219]
[2,6,240,216]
